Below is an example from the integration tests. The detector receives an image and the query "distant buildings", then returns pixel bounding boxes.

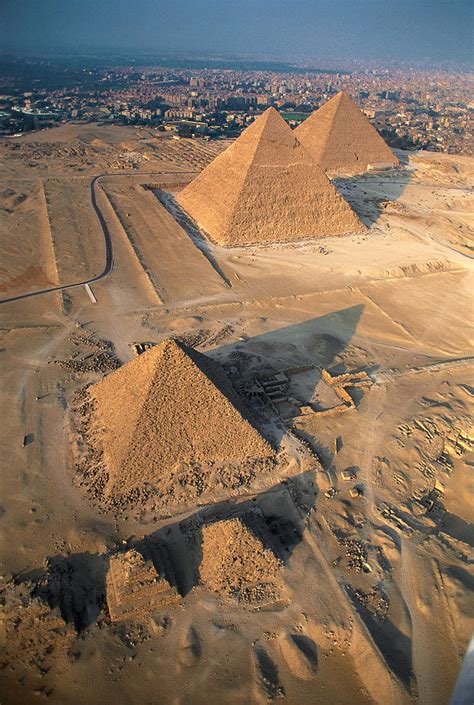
[0,59,472,155]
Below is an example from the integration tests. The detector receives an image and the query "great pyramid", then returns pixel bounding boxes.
[88,338,274,502]
[295,92,399,174]
[176,106,364,246]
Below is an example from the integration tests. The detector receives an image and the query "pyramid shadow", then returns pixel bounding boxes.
[205,304,366,446]
[30,552,108,631]
[346,585,415,692]
[333,169,413,227]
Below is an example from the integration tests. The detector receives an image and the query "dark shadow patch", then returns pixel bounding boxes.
[346,584,416,694]
[333,169,413,227]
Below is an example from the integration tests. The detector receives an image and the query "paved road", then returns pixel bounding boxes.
[0,175,114,305]
[0,171,194,306]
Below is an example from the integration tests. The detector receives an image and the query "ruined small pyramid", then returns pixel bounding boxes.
[176,106,364,245]
[106,548,181,622]
[89,339,274,499]
[295,92,399,174]
[200,518,283,605]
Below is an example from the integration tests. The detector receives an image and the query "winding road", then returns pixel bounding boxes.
[0,170,194,306]
[0,175,114,305]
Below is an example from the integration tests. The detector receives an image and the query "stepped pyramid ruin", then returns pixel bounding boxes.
[106,548,181,622]
[176,106,364,246]
[86,338,275,506]
[295,92,399,174]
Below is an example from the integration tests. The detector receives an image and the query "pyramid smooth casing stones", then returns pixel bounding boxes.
[176,106,364,246]
[295,92,399,174]
[87,338,275,504]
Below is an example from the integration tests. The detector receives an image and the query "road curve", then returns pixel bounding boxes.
[0,175,114,305]
[0,170,195,306]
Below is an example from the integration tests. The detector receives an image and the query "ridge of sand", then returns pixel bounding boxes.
[200,518,283,604]
[176,106,364,246]
[295,91,399,174]
[88,339,274,499]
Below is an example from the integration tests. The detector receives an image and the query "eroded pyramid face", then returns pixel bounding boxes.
[295,92,399,174]
[85,339,275,506]
[176,107,364,245]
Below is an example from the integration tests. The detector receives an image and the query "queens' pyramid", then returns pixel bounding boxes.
[295,92,399,174]
[88,339,274,503]
[176,106,364,246]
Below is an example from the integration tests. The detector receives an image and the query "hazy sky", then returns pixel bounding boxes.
[2,0,473,64]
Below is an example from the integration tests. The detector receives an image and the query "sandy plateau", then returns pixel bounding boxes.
[0,125,473,705]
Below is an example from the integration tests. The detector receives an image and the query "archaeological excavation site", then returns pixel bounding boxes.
[0,75,473,705]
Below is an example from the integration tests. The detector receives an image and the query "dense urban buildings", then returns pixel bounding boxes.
[0,53,472,155]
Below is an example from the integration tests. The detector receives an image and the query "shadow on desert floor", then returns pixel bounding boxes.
[333,165,413,227]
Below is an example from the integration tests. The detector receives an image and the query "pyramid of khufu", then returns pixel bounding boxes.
[295,92,399,174]
[84,339,275,509]
[176,106,364,246]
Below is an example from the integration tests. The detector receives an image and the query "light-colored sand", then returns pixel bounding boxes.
[177,107,364,245]
[0,181,59,296]
[295,92,399,174]
[101,180,228,302]
[0,125,472,705]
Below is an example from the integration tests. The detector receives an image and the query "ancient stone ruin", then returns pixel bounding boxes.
[199,517,284,607]
[176,106,364,246]
[74,338,276,511]
[106,548,181,623]
[295,91,399,174]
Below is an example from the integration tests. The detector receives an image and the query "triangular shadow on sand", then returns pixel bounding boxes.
[332,168,413,227]
[207,304,366,446]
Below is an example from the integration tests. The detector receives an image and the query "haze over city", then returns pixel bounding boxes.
[2,0,473,64]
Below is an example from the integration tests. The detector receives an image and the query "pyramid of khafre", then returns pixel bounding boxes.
[89,338,274,499]
[295,92,399,174]
[176,106,364,246]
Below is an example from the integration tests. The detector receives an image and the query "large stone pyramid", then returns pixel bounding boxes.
[176,106,364,246]
[295,92,399,174]
[89,339,274,500]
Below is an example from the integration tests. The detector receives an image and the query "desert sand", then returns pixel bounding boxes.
[0,123,472,705]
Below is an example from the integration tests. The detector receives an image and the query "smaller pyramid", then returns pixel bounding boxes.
[176,106,364,246]
[200,518,283,605]
[295,92,399,174]
[106,548,181,622]
[88,339,274,502]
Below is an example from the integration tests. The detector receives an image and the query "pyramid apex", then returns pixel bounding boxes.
[295,89,398,174]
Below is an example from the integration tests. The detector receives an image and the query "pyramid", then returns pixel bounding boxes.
[295,92,399,174]
[89,338,274,499]
[199,518,283,605]
[176,106,364,246]
[106,548,181,622]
